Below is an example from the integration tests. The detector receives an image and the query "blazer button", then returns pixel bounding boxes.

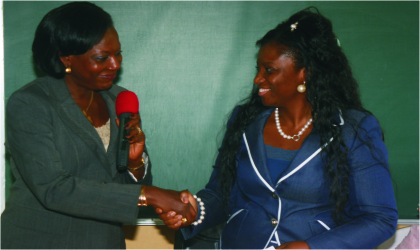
[271,218,278,226]
[272,193,278,199]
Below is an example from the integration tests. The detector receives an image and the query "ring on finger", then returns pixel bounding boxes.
[136,126,142,134]
[181,218,187,224]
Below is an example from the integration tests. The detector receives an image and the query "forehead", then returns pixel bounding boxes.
[257,42,294,64]
[90,27,121,52]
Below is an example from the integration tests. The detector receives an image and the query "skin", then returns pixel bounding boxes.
[158,42,312,249]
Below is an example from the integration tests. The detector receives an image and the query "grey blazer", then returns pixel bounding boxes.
[1,76,152,249]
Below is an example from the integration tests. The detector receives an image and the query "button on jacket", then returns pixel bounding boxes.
[182,107,397,249]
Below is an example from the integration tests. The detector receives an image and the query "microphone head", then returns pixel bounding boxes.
[115,91,139,116]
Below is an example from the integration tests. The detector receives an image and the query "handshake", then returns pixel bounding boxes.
[143,186,201,230]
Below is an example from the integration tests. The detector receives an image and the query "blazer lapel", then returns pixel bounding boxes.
[275,131,322,187]
[242,108,275,189]
[275,112,344,187]
[48,77,115,177]
[101,90,118,177]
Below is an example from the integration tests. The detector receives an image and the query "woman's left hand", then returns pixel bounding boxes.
[276,241,310,249]
[115,113,145,165]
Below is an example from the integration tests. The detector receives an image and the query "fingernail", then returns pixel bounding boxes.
[170,212,176,216]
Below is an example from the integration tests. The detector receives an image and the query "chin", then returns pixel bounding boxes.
[99,81,114,90]
[261,99,274,107]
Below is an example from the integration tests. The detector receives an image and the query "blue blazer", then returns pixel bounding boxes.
[2,76,152,249]
[182,107,398,249]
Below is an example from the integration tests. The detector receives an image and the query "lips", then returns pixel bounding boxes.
[258,88,270,96]
[100,74,117,81]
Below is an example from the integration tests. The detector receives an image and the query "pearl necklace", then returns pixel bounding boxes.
[275,108,313,142]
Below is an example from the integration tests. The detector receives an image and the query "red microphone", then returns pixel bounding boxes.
[115,91,139,171]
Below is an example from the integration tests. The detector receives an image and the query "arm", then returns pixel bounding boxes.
[6,90,141,224]
[305,114,398,249]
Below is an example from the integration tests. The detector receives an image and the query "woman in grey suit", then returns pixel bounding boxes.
[1,2,195,249]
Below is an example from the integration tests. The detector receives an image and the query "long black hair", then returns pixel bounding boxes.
[32,2,114,79]
[217,7,374,224]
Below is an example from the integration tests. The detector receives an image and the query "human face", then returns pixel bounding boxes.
[254,42,305,108]
[61,26,122,92]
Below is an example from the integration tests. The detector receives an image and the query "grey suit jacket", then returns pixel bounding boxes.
[1,76,152,249]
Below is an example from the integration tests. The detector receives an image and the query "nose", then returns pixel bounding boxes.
[254,70,264,86]
[108,55,122,71]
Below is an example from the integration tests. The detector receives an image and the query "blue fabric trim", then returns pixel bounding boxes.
[265,145,298,183]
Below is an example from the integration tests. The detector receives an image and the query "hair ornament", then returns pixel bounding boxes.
[290,21,299,31]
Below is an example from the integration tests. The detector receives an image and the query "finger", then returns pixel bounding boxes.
[180,191,190,204]
[130,113,140,120]
[155,208,163,214]
[123,119,139,132]
[167,221,182,230]
[158,211,177,220]
[160,215,182,225]
[126,127,145,143]
[115,118,120,127]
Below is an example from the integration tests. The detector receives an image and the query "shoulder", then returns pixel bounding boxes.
[342,109,381,133]
[341,109,385,154]
[7,76,60,108]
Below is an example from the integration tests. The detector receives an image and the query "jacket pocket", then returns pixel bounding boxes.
[221,209,249,248]
[308,210,336,236]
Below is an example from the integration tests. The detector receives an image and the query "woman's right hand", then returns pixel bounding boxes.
[156,190,198,230]
[144,186,197,225]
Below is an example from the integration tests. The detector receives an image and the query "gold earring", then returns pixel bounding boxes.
[297,81,306,93]
[65,67,71,73]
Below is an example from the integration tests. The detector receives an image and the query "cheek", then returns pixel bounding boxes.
[85,63,104,76]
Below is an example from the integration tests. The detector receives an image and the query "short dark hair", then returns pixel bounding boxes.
[32,1,114,78]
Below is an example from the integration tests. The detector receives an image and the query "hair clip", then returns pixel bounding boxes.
[291,21,299,31]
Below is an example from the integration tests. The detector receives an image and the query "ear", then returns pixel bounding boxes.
[298,67,307,82]
[59,55,71,68]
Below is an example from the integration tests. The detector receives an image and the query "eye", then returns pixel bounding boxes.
[94,56,108,62]
[116,51,122,57]
[266,67,274,73]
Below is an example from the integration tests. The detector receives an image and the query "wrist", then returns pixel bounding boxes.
[138,185,147,206]
[143,185,160,208]
[192,195,205,226]
[127,157,145,171]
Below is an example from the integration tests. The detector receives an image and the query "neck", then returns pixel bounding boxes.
[63,75,93,100]
[276,101,313,127]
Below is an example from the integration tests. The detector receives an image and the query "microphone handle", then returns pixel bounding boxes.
[116,113,131,172]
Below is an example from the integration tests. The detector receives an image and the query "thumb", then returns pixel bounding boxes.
[180,191,190,204]
[155,208,163,214]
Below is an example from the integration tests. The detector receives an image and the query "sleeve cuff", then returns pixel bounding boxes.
[128,152,149,182]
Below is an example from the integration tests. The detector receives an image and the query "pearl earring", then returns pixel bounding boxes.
[297,81,306,93]
[65,67,71,73]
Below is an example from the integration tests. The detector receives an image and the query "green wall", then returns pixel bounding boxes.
[3,1,419,219]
